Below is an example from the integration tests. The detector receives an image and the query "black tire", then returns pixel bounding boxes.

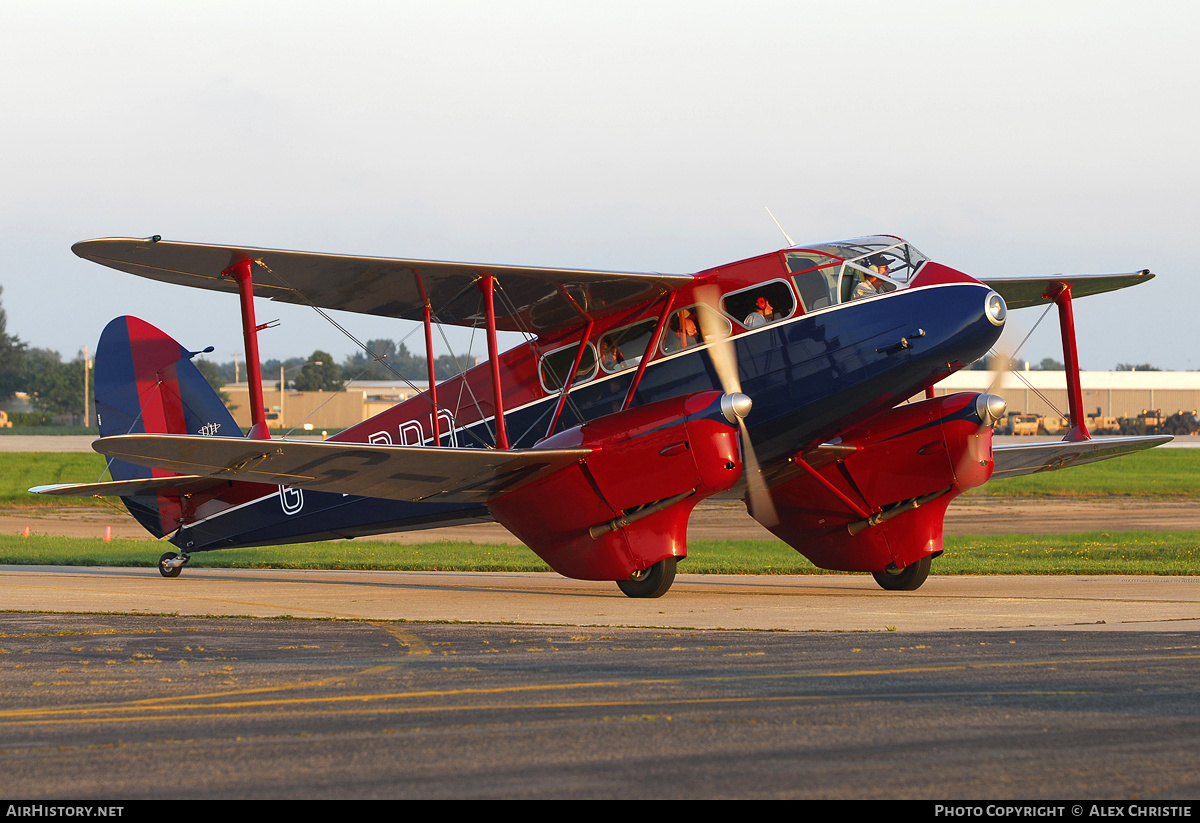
[871,555,932,591]
[158,552,183,578]
[616,557,677,598]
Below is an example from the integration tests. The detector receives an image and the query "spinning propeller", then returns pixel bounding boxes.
[695,287,779,527]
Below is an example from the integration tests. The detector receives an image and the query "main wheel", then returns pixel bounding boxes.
[616,557,677,598]
[158,552,184,578]
[871,555,931,591]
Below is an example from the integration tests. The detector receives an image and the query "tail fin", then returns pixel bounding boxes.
[95,316,239,536]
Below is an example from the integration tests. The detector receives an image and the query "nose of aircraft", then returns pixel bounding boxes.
[985,290,1007,326]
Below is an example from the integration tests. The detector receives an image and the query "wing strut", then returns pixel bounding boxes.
[546,317,595,439]
[413,271,442,445]
[791,455,873,520]
[1052,283,1091,441]
[222,258,269,440]
[622,292,677,411]
[479,274,509,449]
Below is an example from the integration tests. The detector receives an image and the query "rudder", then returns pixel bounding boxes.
[95,316,239,536]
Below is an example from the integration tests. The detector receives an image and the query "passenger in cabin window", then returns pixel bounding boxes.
[743,296,780,328]
[668,309,702,351]
[600,337,625,371]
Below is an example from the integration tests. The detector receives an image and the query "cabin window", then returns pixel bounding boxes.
[598,319,659,374]
[539,342,598,393]
[660,305,730,355]
[720,280,797,329]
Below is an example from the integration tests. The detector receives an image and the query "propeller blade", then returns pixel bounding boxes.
[984,351,1012,396]
[739,418,778,527]
[695,285,777,527]
[694,286,740,395]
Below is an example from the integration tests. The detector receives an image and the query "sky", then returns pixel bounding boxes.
[2,0,1197,372]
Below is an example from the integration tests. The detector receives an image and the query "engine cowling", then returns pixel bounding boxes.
[760,392,1000,573]
[487,391,743,580]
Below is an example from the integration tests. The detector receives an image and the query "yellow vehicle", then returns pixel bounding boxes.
[1001,412,1039,436]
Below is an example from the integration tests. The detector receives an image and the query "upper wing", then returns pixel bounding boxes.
[991,435,1171,478]
[982,270,1153,310]
[92,434,590,503]
[73,237,693,333]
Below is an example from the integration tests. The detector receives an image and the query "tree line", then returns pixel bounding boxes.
[199,339,473,394]
[0,285,475,422]
[0,286,91,421]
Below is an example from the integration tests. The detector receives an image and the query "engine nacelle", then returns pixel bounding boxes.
[761,392,998,573]
[487,391,743,580]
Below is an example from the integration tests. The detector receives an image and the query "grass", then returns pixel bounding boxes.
[9,448,1200,510]
[1,532,1196,576]
[5,453,112,505]
[5,448,1198,577]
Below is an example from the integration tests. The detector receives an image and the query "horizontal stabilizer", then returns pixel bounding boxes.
[991,435,1171,479]
[93,435,590,503]
[982,271,1153,310]
[30,475,222,498]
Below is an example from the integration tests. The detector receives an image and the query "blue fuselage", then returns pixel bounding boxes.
[171,281,1001,552]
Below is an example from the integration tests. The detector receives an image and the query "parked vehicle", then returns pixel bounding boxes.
[1000,412,1039,435]
[1117,410,1200,436]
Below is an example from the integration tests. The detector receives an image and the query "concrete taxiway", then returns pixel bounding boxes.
[2,565,1196,631]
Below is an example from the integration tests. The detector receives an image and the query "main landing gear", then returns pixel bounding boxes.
[158,551,190,578]
[871,555,931,591]
[616,557,677,598]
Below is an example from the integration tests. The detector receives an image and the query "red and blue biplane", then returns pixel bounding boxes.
[35,234,1168,596]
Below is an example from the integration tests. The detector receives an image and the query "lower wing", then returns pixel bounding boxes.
[85,435,590,503]
[991,435,1171,478]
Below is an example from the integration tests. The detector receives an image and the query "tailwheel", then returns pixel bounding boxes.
[871,555,932,591]
[616,557,677,598]
[158,552,189,578]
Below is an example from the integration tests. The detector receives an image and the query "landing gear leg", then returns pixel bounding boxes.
[871,555,931,591]
[158,551,190,578]
[616,557,677,598]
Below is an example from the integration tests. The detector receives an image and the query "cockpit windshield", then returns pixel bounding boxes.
[784,236,928,310]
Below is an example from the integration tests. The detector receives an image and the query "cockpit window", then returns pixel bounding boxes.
[787,236,924,308]
[805,236,928,284]
[786,253,841,311]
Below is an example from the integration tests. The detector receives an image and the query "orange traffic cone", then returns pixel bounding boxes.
[103,526,112,543]
[21,526,29,538]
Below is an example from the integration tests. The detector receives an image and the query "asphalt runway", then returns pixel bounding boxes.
[2,614,1198,799]
[3,565,1199,631]
[2,567,1199,798]
[4,433,1199,798]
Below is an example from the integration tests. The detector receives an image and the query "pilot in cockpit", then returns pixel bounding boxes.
[851,257,890,301]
